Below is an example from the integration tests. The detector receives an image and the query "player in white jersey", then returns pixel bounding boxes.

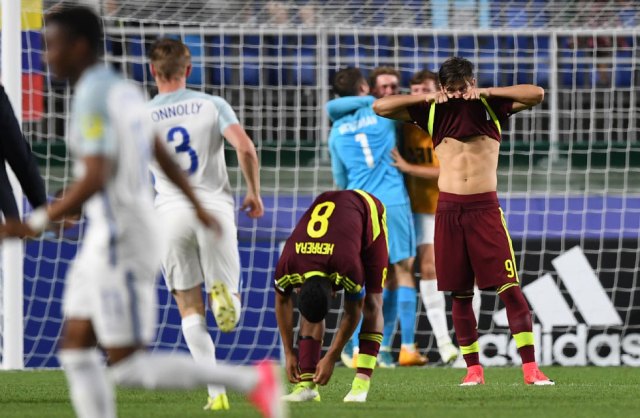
[146,38,264,411]
[1,6,284,418]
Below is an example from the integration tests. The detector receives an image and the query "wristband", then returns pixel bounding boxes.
[26,207,50,233]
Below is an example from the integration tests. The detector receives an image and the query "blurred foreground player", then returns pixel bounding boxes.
[1,6,284,418]
[374,57,553,386]
[275,190,387,402]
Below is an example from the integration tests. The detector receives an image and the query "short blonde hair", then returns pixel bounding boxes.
[149,38,191,80]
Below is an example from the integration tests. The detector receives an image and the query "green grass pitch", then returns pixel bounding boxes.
[1,366,639,418]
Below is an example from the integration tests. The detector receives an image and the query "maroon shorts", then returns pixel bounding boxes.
[434,191,519,292]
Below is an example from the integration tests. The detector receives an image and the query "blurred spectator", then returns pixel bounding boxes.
[431,0,490,28]
[368,67,400,98]
[266,1,290,24]
[299,3,316,26]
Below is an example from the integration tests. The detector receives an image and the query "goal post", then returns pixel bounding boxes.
[1,0,24,370]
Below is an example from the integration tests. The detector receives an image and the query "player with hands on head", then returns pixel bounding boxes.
[1,6,284,418]
[391,69,479,365]
[374,56,553,386]
[146,37,264,411]
[275,190,387,403]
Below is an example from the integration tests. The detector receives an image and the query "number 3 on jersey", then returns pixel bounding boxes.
[307,201,336,238]
[167,126,199,175]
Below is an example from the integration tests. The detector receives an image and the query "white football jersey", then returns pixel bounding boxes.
[147,89,238,211]
[69,64,159,268]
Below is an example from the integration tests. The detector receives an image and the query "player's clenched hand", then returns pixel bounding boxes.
[463,87,490,101]
[284,352,300,383]
[313,355,336,386]
[195,207,222,235]
[241,193,264,218]
[427,91,448,104]
[0,220,37,239]
[390,148,411,173]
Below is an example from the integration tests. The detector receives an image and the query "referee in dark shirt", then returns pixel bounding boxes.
[0,85,46,219]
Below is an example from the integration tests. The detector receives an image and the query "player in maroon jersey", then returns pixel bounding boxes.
[373,57,554,386]
[274,190,387,402]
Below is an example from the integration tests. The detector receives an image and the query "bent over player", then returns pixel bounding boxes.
[147,38,264,411]
[1,7,283,418]
[275,190,387,403]
[374,57,553,385]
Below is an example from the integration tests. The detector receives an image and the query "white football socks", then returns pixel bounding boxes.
[109,351,258,393]
[182,314,225,399]
[419,279,452,347]
[59,349,116,418]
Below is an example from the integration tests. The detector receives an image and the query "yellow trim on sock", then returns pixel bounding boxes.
[300,373,315,381]
[460,341,480,355]
[359,333,383,344]
[356,354,377,370]
[453,294,475,299]
[497,282,519,294]
[513,331,535,348]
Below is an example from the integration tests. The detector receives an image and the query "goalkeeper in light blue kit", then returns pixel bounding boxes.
[327,68,422,370]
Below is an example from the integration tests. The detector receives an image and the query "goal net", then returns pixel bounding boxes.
[3,0,639,368]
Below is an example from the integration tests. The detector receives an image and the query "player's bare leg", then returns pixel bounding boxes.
[58,319,116,418]
[418,244,458,364]
[345,292,383,402]
[378,270,398,368]
[451,290,485,386]
[496,283,554,386]
[395,257,428,366]
[282,319,324,402]
[173,286,232,410]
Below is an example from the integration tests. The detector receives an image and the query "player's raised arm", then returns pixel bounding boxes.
[153,136,220,232]
[326,96,374,121]
[222,123,264,218]
[464,84,545,113]
[373,92,440,121]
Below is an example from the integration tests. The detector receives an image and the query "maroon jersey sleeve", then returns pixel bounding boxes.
[486,97,514,122]
[407,101,432,132]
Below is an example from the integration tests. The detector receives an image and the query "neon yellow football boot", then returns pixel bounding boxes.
[203,393,230,411]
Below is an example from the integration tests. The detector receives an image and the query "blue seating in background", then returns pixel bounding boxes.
[128,35,148,83]
[290,35,317,86]
[210,35,232,86]
[241,35,261,86]
[124,29,630,91]
[184,35,204,86]
[615,48,634,88]
[477,36,497,87]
